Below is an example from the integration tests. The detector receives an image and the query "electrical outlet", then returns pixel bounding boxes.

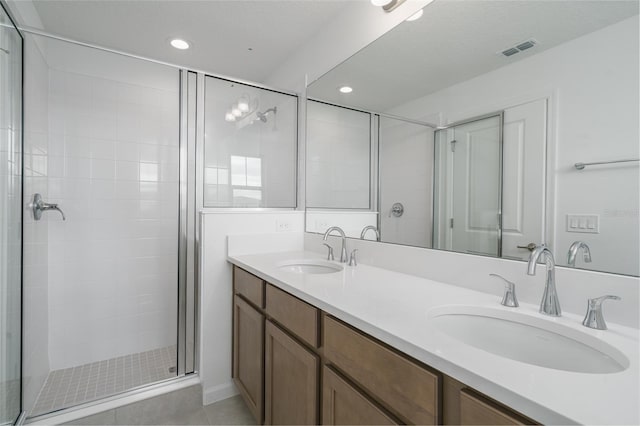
[566,214,599,234]
[276,220,292,232]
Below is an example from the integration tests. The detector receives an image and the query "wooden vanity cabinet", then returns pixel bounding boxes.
[231,266,538,426]
[265,320,319,425]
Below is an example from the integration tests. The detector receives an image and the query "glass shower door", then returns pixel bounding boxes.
[0,3,23,424]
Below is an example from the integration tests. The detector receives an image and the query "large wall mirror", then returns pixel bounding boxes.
[305,0,639,277]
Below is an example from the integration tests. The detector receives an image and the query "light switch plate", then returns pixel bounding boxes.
[566,214,599,234]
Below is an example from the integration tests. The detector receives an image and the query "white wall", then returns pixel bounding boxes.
[22,34,51,413]
[198,211,304,405]
[379,117,434,247]
[389,16,639,276]
[41,37,181,369]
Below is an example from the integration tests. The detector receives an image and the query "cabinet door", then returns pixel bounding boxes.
[265,320,319,425]
[322,366,398,425]
[233,295,264,424]
[459,389,530,425]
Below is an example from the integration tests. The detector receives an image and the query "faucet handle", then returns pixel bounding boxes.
[322,243,334,261]
[489,274,519,307]
[348,249,358,267]
[582,295,621,330]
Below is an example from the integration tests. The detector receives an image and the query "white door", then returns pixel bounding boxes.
[450,115,502,256]
[501,99,547,260]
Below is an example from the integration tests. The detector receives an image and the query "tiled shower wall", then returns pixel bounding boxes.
[43,37,180,370]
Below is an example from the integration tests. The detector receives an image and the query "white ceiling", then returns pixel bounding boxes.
[307,0,640,112]
[26,0,364,84]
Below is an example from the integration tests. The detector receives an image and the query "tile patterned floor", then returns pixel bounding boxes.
[32,346,177,416]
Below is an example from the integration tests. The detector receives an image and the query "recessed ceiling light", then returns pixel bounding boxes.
[371,0,393,6]
[406,9,423,21]
[339,86,353,94]
[170,39,190,50]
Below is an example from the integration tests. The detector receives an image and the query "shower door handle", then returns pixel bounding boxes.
[31,193,66,221]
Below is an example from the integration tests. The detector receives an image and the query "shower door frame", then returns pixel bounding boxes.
[0,0,25,424]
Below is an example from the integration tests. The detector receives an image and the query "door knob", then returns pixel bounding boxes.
[517,243,537,251]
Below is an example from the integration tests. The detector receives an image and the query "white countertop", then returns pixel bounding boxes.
[228,250,640,425]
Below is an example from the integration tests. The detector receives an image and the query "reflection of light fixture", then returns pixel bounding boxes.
[371,0,405,12]
[406,9,423,21]
[224,94,261,123]
[339,86,353,94]
[238,95,250,112]
[170,39,190,50]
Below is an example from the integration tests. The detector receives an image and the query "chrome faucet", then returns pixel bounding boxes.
[527,245,561,317]
[360,225,380,241]
[582,295,621,330]
[489,274,519,308]
[567,241,592,267]
[323,226,348,263]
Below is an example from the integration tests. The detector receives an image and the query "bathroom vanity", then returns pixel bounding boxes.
[227,250,638,425]
[232,266,534,425]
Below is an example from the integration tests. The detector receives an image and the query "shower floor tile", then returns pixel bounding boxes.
[31,345,177,417]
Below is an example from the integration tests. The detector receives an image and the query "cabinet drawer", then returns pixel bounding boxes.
[266,284,319,347]
[323,365,398,425]
[460,389,531,425]
[323,315,440,425]
[234,266,264,308]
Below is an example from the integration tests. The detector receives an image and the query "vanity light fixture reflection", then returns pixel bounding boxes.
[238,95,250,112]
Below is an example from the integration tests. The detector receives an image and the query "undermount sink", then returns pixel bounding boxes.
[277,259,343,275]
[429,306,629,374]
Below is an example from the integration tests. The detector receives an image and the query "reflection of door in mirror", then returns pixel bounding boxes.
[434,115,502,257]
[501,99,547,261]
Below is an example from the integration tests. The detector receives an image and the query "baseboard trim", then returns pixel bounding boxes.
[202,381,238,406]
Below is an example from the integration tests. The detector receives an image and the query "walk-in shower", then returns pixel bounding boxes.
[4,27,199,419]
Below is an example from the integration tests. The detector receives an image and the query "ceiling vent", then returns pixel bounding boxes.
[499,38,538,58]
